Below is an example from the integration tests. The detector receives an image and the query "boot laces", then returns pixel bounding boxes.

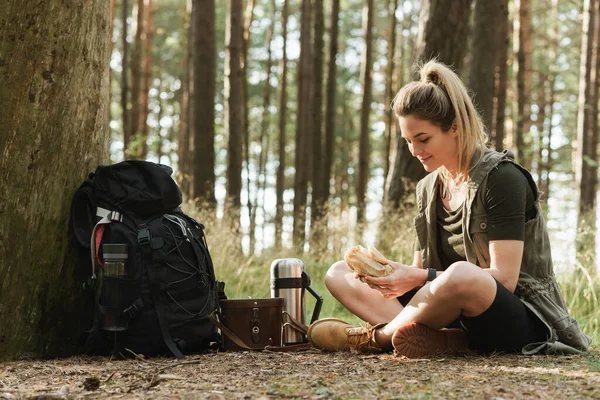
[346,323,378,351]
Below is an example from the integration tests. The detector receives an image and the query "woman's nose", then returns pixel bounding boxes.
[410,143,421,156]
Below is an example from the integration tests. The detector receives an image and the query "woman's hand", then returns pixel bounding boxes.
[358,261,422,298]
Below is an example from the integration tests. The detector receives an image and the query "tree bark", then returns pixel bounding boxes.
[540,0,561,199]
[251,0,276,255]
[275,0,289,249]
[293,0,312,250]
[0,0,110,360]
[414,0,472,74]
[321,0,340,226]
[121,0,131,156]
[492,2,510,150]
[129,0,145,158]
[192,0,216,208]
[383,0,399,185]
[513,0,533,166]
[242,0,256,244]
[310,0,326,247]
[576,0,599,214]
[178,0,193,202]
[469,0,508,134]
[356,0,374,232]
[224,0,243,238]
[140,0,153,160]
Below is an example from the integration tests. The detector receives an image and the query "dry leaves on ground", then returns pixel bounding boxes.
[0,350,599,399]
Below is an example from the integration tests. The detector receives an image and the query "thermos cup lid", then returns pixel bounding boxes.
[102,243,128,261]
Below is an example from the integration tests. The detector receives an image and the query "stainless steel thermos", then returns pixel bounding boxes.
[270,258,322,344]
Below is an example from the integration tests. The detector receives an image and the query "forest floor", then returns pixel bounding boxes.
[1,349,600,399]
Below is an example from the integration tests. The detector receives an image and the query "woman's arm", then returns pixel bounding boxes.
[484,240,523,292]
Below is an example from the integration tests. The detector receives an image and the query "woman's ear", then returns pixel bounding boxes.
[451,120,459,137]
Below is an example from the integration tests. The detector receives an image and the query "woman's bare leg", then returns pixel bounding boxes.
[325,260,404,325]
[374,261,498,346]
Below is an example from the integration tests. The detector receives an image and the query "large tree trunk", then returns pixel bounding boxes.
[224,0,243,240]
[469,0,508,133]
[414,0,472,74]
[310,0,326,251]
[293,0,312,250]
[513,0,533,166]
[356,0,374,233]
[192,0,216,208]
[275,0,289,250]
[492,2,510,150]
[129,0,145,158]
[387,0,470,208]
[0,0,110,360]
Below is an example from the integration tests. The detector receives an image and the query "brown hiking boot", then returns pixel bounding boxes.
[392,323,469,358]
[307,318,386,353]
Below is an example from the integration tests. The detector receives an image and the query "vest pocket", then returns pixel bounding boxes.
[469,214,490,268]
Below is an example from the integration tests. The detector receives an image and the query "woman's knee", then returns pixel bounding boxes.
[431,261,482,295]
[324,260,351,292]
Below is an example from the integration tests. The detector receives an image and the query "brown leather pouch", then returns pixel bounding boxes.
[210,298,310,351]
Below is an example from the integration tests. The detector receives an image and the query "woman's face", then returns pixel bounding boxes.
[398,115,459,174]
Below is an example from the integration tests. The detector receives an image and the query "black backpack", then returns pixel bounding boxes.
[70,160,224,358]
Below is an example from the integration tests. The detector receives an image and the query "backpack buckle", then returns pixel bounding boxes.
[137,228,150,245]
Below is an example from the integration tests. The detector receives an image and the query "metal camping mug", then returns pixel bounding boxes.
[270,258,323,345]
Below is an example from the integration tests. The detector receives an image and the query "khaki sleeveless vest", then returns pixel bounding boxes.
[413,148,591,354]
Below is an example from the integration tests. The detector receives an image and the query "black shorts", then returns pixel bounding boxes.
[398,279,548,353]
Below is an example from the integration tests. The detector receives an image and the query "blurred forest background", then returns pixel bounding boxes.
[110,0,598,270]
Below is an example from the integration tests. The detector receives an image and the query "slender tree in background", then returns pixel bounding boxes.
[129,0,146,158]
[0,0,110,360]
[310,0,326,249]
[178,0,193,201]
[576,0,599,219]
[122,0,131,154]
[492,1,510,150]
[275,0,289,249]
[387,0,471,208]
[140,0,153,159]
[535,67,548,184]
[539,0,561,199]
[192,0,217,208]
[293,0,313,250]
[225,0,243,241]
[356,0,374,232]
[383,0,399,185]
[469,0,508,134]
[251,0,276,253]
[322,0,340,226]
[109,0,118,113]
[241,0,256,241]
[513,0,533,166]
